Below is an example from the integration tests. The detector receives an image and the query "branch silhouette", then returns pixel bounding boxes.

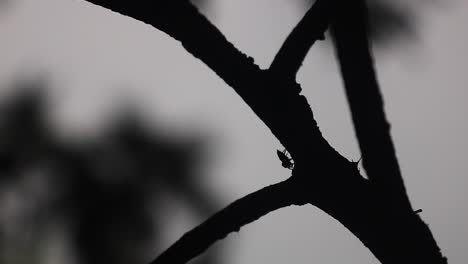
[151,179,308,264]
[270,0,335,78]
[331,0,411,208]
[330,1,446,263]
[83,0,339,161]
[81,1,447,264]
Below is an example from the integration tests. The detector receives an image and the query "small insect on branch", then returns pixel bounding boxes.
[276,149,294,170]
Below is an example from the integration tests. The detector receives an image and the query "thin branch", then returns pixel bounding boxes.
[151,179,306,264]
[330,0,411,210]
[270,0,335,78]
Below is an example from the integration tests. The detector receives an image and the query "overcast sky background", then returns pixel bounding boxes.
[1,0,467,263]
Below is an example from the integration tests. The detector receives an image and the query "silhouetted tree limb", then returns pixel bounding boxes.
[151,178,308,264]
[82,0,342,165]
[330,1,447,263]
[270,0,335,78]
[80,1,447,264]
[331,0,411,210]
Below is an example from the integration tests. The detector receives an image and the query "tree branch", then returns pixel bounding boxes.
[330,1,447,263]
[82,0,342,163]
[151,179,306,264]
[330,0,411,211]
[80,1,447,264]
[270,0,335,78]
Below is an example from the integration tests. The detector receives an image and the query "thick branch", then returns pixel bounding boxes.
[331,0,411,210]
[270,0,335,78]
[82,0,340,164]
[306,171,448,264]
[151,161,447,264]
[151,179,306,264]
[330,1,447,263]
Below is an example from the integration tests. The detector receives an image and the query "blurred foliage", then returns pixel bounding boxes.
[298,0,421,46]
[191,0,424,47]
[0,81,220,264]
[366,0,416,45]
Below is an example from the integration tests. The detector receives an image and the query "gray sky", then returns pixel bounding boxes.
[1,0,467,263]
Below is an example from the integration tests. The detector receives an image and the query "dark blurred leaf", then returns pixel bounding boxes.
[367,0,416,45]
[297,0,420,46]
[0,86,220,264]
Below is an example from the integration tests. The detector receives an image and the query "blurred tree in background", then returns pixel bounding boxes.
[193,0,424,46]
[0,80,219,264]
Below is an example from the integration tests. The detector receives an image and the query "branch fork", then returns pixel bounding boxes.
[81,1,447,263]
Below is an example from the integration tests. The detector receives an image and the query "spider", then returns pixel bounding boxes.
[276,149,294,170]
